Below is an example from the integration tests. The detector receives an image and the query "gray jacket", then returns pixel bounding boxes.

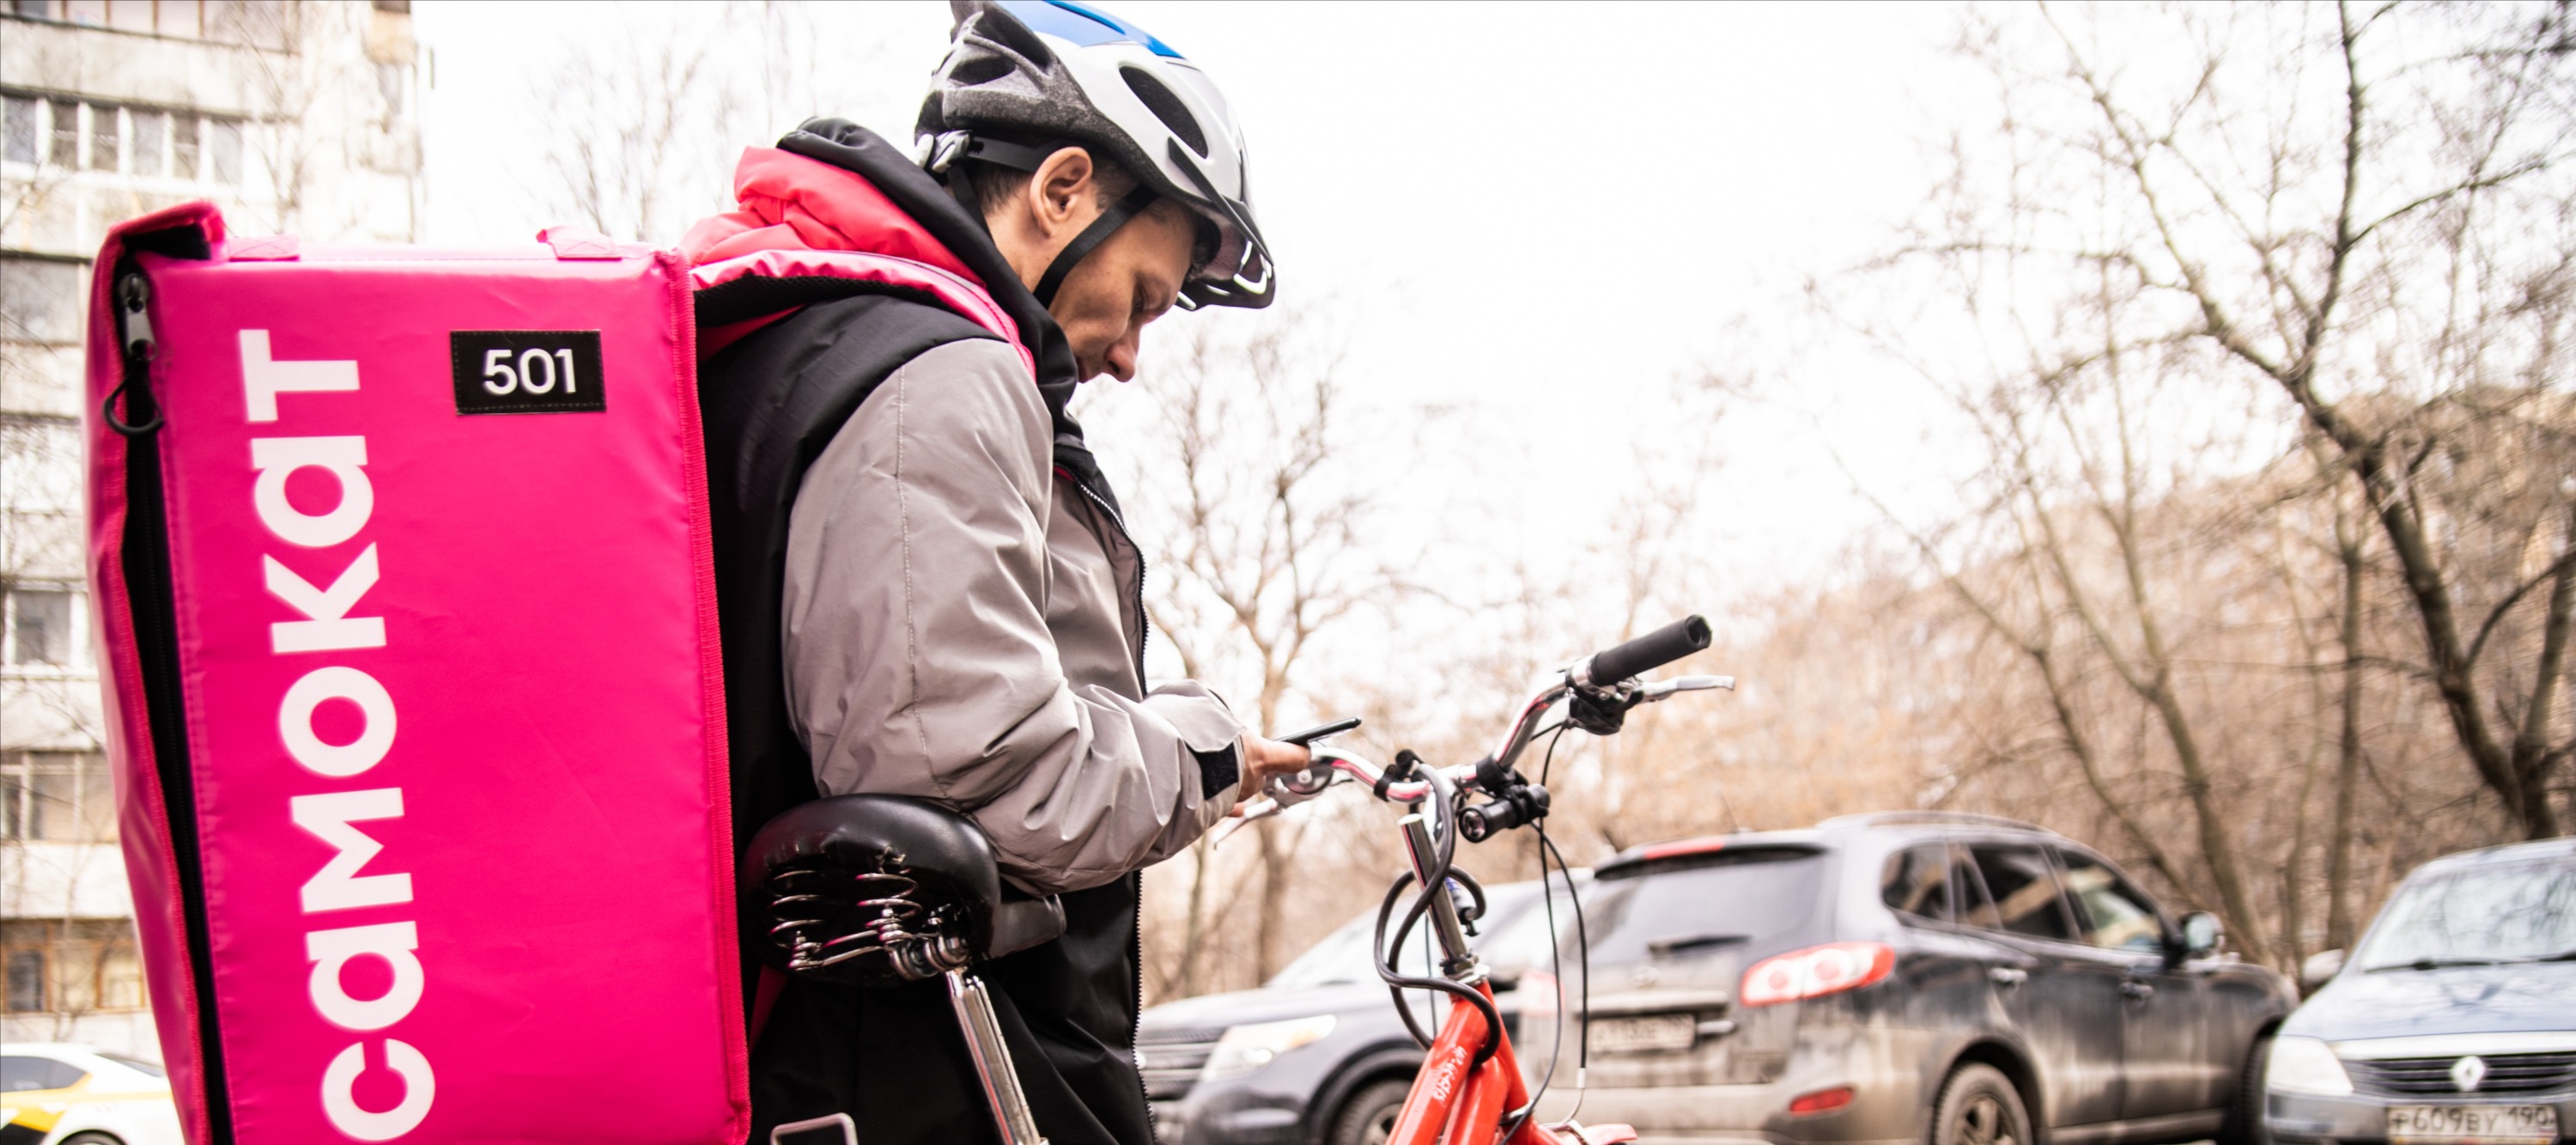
[781,338,1244,894]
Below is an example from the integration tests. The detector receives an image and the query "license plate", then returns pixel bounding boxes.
[1589,1014,1698,1054]
[2387,1104,2560,1143]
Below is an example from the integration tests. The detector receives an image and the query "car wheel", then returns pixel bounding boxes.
[59,1133,127,1145]
[2218,1032,2273,1145]
[1327,1077,1415,1145]
[1932,1063,2032,1145]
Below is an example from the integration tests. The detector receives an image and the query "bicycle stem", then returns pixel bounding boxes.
[1400,812,1476,974]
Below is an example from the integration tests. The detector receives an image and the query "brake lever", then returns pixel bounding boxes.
[1637,674,1736,701]
[1208,798,1279,848]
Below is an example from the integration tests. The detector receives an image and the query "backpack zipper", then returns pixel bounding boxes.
[111,269,234,1142]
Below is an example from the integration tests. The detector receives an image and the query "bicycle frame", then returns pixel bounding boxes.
[1390,982,1577,1145]
[1376,786,1636,1145]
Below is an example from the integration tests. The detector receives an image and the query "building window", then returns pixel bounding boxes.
[129,108,164,176]
[172,113,198,179]
[0,921,145,1014]
[3,96,33,164]
[7,2,219,39]
[0,96,234,183]
[46,99,76,166]
[0,256,82,344]
[5,588,76,666]
[1,752,114,843]
[3,947,41,1013]
[209,117,241,184]
[160,0,204,38]
[209,118,242,183]
[85,102,116,171]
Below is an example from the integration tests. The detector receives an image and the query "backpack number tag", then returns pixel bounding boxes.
[451,330,605,414]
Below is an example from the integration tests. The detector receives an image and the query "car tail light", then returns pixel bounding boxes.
[1740,942,1894,1007]
[1521,970,1560,1014]
[1789,1086,1855,1116]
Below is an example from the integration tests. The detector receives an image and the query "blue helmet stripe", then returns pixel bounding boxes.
[999,0,1186,59]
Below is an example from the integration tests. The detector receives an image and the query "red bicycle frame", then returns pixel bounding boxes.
[1386,981,1633,1145]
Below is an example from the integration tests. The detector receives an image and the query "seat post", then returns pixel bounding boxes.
[946,968,1049,1145]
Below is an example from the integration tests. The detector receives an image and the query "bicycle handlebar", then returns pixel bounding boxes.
[1576,614,1712,686]
[1218,617,1732,845]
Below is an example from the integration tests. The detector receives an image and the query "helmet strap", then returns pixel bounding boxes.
[1034,185,1159,309]
[931,132,1057,235]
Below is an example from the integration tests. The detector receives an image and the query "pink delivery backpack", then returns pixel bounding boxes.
[84,202,747,1144]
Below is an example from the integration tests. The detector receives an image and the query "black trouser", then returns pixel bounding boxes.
[749,877,1153,1145]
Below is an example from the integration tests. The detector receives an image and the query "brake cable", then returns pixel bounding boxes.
[1498,722,1580,1138]
[1370,771,1506,1069]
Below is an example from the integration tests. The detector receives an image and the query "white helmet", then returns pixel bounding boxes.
[918,0,1274,310]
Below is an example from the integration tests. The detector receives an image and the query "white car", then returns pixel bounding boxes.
[0,1043,183,1145]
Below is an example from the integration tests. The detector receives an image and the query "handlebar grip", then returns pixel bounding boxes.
[1581,615,1712,685]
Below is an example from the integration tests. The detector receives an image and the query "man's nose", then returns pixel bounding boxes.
[1106,326,1142,381]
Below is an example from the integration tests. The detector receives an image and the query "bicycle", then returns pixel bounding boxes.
[744,614,1729,1145]
[1221,614,1731,1145]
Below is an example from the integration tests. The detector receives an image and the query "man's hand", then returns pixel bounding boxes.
[1234,734,1313,810]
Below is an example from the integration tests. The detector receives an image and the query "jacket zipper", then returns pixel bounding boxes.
[1060,469,1158,1142]
[1068,478,1151,685]
[1132,869,1157,1144]
[112,269,234,1142]
[1074,485,1159,1142]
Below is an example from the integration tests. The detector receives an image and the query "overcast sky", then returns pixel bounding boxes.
[415,3,1987,629]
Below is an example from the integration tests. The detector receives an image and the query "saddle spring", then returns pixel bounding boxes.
[765,866,935,973]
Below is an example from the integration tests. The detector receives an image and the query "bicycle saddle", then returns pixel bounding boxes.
[745,794,1066,984]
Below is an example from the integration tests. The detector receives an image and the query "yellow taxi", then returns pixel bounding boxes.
[0,1044,182,1145]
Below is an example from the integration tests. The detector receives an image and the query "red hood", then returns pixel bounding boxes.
[682,147,1030,363]
[682,147,986,286]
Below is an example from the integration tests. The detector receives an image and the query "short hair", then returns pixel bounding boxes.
[957,137,1139,218]
[960,138,1217,270]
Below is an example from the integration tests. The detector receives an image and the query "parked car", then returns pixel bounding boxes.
[2264,836,2575,1145]
[0,1043,182,1145]
[1519,812,2293,1145]
[1137,874,1586,1145]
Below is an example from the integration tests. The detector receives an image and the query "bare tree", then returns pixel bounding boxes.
[526,3,752,243]
[1800,3,2576,968]
[2029,0,2576,837]
[1111,317,1396,987]
[231,2,423,241]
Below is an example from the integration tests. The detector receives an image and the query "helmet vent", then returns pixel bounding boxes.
[1121,66,1207,158]
[948,53,1016,88]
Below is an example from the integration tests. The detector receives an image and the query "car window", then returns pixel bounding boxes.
[98,1051,165,1078]
[2355,856,2576,970]
[1585,848,1825,964]
[1880,844,1951,923]
[1267,912,1400,988]
[1266,886,1543,989]
[0,1054,88,1092]
[2059,850,2165,952]
[1969,844,2077,941]
[1952,845,2000,929]
[1475,887,1581,976]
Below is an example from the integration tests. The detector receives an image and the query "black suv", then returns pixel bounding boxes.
[1519,813,2293,1145]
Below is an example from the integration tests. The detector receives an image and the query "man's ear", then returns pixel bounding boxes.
[1030,146,1097,239]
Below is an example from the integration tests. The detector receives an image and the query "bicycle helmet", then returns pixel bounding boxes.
[918,0,1274,310]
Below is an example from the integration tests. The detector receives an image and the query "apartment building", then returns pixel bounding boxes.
[1,0,423,1056]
